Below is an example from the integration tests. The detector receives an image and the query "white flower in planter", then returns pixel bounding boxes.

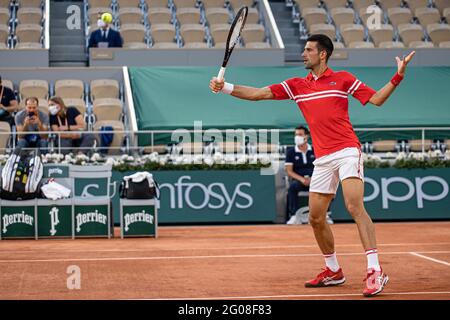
[213,152,223,162]
[182,157,192,165]
[105,157,115,166]
[236,155,247,164]
[90,153,102,162]
[396,152,407,160]
[430,150,442,158]
[225,154,236,164]
[258,154,271,165]
[362,153,369,161]
[76,153,89,162]
[445,150,450,160]
[204,157,214,166]
[385,152,394,158]
[193,155,203,164]
[61,160,69,164]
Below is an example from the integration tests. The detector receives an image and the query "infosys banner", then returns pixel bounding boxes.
[110,170,277,223]
[331,169,450,221]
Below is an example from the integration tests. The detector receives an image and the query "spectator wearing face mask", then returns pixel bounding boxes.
[285,125,315,218]
[48,96,96,155]
[88,12,123,48]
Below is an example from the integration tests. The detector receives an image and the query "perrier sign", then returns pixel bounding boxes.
[1,206,36,238]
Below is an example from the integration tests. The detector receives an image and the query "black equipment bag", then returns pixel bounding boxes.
[119,172,159,199]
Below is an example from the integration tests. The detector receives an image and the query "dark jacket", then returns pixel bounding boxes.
[88,28,123,48]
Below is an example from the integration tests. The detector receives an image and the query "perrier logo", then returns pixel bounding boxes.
[49,207,60,236]
[124,210,154,232]
[76,210,107,232]
[2,211,34,233]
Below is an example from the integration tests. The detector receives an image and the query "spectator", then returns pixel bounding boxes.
[0,75,19,127]
[285,125,315,218]
[15,96,48,153]
[48,96,96,155]
[88,12,123,48]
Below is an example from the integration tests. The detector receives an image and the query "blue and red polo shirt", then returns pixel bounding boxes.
[269,68,376,158]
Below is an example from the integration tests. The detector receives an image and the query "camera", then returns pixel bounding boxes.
[27,111,35,118]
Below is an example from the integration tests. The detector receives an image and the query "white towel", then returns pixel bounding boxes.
[41,180,71,200]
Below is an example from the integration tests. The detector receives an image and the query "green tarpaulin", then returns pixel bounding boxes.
[129,66,450,144]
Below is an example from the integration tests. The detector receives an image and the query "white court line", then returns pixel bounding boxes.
[409,252,450,267]
[2,242,450,254]
[135,291,450,300]
[1,250,450,263]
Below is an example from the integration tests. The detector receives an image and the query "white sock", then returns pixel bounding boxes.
[366,248,381,271]
[324,252,340,272]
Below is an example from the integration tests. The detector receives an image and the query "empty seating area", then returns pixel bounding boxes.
[361,138,449,153]
[290,0,450,48]
[0,0,46,49]
[84,0,272,48]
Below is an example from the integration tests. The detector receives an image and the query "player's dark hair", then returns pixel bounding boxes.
[295,125,309,135]
[306,34,334,62]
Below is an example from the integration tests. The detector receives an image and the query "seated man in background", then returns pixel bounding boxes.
[0,75,19,127]
[15,97,48,153]
[48,96,96,155]
[88,12,123,48]
[285,125,315,219]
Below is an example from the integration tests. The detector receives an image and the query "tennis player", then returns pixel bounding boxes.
[209,34,415,297]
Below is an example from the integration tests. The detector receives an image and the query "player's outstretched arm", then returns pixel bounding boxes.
[369,51,415,106]
[210,77,274,101]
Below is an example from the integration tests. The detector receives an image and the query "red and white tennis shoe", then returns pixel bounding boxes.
[305,267,346,287]
[363,268,389,297]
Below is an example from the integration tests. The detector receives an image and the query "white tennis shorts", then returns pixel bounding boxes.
[309,147,364,194]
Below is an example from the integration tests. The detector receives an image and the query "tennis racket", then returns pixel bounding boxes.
[216,6,248,81]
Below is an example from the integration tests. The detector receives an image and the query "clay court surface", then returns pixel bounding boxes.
[0,221,450,300]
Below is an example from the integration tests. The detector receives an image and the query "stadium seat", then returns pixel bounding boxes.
[17,0,43,8]
[93,98,123,121]
[415,7,442,25]
[19,79,48,100]
[332,41,345,48]
[427,23,450,45]
[123,42,148,48]
[147,7,172,24]
[379,40,405,47]
[434,0,450,14]
[444,7,450,21]
[378,0,403,10]
[15,42,42,49]
[118,0,141,8]
[93,120,125,155]
[409,139,433,151]
[150,23,176,43]
[359,5,383,27]
[372,140,398,152]
[245,41,271,48]
[172,0,197,9]
[88,0,112,8]
[257,143,279,153]
[210,23,232,43]
[90,79,120,101]
[0,121,10,154]
[145,0,169,9]
[241,23,265,43]
[0,25,9,47]
[151,42,179,48]
[245,7,260,24]
[387,7,413,27]
[15,24,42,43]
[202,0,226,10]
[183,42,209,48]
[302,7,328,29]
[205,8,230,24]
[294,0,320,10]
[322,0,349,10]
[0,8,10,26]
[142,144,167,154]
[348,40,375,48]
[176,7,201,25]
[409,40,434,47]
[17,7,42,25]
[405,0,431,12]
[439,40,450,47]
[120,23,146,44]
[352,0,375,11]
[368,24,394,46]
[180,142,204,154]
[0,42,7,49]
[54,79,84,100]
[340,23,365,45]
[63,98,87,115]
[217,141,244,153]
[309,23,336,40]
[87,7,113,26]
[118,7,143,25]
[398,23,424,46]
[180,24,206,43]
[213,41,242,48]
[0,0,10,8]
[229,0,256,9]
[330,7,355,26]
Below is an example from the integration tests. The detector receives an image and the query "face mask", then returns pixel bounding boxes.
[49,105,59,116]
[295,135,305,146]
[97,19,106,28]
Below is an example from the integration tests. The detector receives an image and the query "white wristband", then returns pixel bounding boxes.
[221,82,234,94]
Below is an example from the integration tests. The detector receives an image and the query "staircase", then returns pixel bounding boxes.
[49,0,88,67]
[269,0,304,63]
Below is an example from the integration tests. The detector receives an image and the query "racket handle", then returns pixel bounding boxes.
[217,67,226,81]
